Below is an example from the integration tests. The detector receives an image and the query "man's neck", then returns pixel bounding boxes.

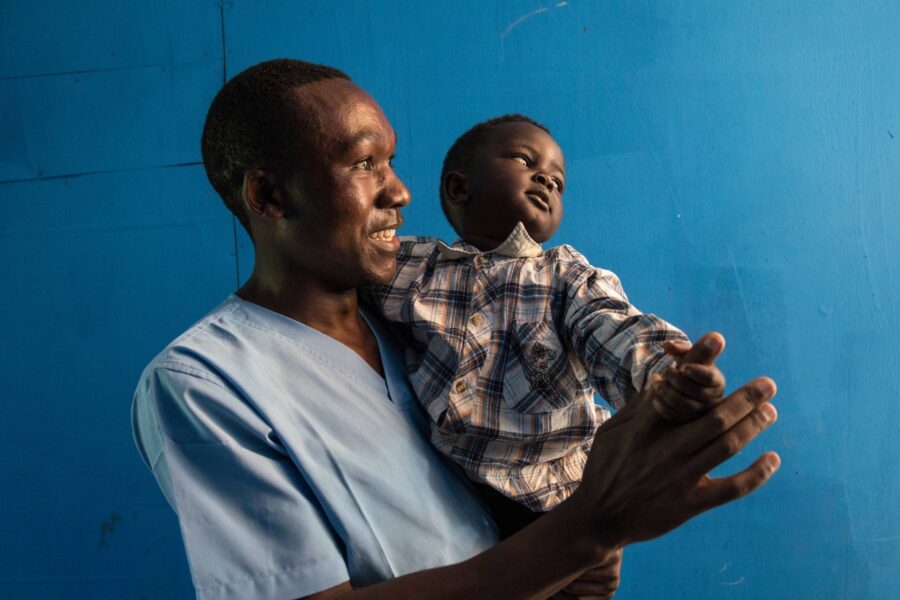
[236,265,359,326]
[236,267,384,376]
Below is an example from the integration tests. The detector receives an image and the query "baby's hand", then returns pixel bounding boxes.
[651,332,727,423]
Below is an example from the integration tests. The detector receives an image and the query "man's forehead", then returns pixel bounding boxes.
[288,80,395,147]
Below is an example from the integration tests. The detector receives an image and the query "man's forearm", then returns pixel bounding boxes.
[324,501,607,600]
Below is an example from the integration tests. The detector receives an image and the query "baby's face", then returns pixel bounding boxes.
[462,122,565,244]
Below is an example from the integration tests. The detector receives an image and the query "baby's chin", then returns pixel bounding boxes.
[522,221,559,244]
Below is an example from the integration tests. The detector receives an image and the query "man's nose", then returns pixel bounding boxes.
[378,171,411,208]
[533,172,556,192]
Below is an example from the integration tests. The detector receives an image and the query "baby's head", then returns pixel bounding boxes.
[440,115,566,249]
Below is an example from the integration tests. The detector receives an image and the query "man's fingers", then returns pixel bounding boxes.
[679,377,776,450]
[688,401,778,479]
[597,548,623,569]
[693,451,781,512]
[556,553,622,598]
[553,588,617,599]
[677,332,725,366]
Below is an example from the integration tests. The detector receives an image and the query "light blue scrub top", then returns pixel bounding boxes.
[132,295,498,600]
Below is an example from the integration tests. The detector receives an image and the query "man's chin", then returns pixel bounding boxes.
[362,258,398,287]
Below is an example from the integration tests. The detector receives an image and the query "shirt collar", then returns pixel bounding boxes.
[437,222,544,259]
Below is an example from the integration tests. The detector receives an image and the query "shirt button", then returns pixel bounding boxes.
[455,381,467,394]
[470,314,484,327]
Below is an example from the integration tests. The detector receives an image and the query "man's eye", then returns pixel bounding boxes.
[355,158,375,170]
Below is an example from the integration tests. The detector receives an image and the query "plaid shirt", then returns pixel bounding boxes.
[368,223,688,511]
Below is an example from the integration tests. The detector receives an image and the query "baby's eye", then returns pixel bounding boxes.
[510,154,530,166]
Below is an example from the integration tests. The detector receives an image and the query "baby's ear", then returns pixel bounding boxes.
[443,171,469,205]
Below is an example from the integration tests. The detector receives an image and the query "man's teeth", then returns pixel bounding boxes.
[368,229,396,241]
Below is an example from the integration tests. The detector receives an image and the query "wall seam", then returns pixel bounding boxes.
[218,1,241,289]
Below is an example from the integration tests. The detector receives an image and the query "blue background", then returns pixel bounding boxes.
[2,1,897,598]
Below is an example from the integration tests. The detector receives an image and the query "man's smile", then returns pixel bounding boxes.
[368,228,396,240]
[367,226,400,251]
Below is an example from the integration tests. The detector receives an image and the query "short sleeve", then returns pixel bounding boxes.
[132,364,349,600]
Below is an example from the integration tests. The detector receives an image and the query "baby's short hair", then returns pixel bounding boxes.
[440,114,550,235]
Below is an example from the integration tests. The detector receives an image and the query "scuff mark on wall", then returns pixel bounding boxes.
[728,248,752,338]
[97,512,121,550]
[500,1,569,41]
[500,7,550,40]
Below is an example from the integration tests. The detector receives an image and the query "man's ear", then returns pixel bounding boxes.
[443,171,469,206]
[243,169,286,219]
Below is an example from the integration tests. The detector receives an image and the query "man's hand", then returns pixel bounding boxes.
[565,375,780,552]
[652,332,727,422]
[315,376,779,600]
[551,548,622,599]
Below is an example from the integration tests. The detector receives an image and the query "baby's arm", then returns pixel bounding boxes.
[650,332,727,423]
[560,252,692,410]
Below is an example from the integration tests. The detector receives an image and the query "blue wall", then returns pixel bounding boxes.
[2,2,897,598]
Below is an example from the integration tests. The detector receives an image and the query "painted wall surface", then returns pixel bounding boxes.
[2,1,897,598]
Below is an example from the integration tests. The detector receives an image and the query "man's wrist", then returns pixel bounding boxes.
[548,491,623,567]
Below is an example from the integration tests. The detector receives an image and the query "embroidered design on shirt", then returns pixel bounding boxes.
[527,342,557,390]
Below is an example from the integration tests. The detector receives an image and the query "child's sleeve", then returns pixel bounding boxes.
[558,247,689,409]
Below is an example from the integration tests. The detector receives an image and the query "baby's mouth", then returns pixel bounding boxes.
[526,190,551,211]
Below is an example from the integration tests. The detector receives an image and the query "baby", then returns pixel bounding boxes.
[368,115,724,536]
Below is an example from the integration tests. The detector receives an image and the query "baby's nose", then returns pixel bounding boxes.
[533,172,556,191]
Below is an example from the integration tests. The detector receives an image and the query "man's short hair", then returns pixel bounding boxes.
[201,58,350,233]
[439,114,550,235]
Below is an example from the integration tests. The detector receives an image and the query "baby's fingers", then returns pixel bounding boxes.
[663,340,692,359]
[678,332,726,366]
[664,365,726,401]
[653,382,710,423]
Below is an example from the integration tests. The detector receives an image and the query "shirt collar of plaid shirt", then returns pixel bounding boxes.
[437,221,543,260]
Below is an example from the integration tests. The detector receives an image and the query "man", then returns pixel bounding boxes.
[132,59,780,599]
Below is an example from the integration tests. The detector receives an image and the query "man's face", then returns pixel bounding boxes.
[461,121,565,244]
[276,79,410,289]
